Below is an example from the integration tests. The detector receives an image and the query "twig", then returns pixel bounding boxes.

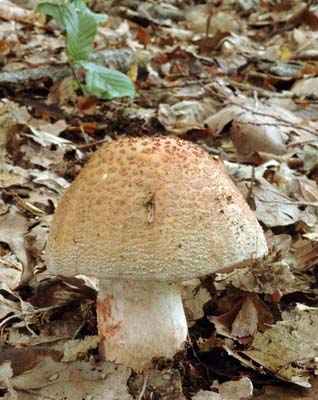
[77,138,111,151]
[287,139,318,147]
[21,389,56,399]
[137,372,149,400]
[69,62,86,96]
[80,124,90,144]
[254,193,318,208]
[245,166,256,209]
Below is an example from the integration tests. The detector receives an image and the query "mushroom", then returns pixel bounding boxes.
[45,136,267,371]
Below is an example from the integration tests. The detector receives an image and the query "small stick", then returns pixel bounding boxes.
[137,372,149,400]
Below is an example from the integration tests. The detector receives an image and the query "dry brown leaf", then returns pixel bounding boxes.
[265,232,292,256]
[212,377,253,400]
[292,78,318,98]
[0,100,21,147]
[286,238,318,273]
[0,293,20,320]
[304,144,318,173]
[205,94,318,159]
[185,5,240,35]
[253,183,302,226]
[0,0,31,20]
[205,103,289,156]
[0,362,17,400]
[1,359,132,399]
[61,336,99,362]
[0,207,28,269]
[158,99,215,134]
[0,258,23,291]
[192,390,221,400]
[182,279,211,327]
[30,170,69,194]
[254,376,318,400]
[209,294,273,343]
[215,260,297,295]
[0,169,28,188]
[47,76,77,106]
[225,159,318,228]
[233,305,318,387]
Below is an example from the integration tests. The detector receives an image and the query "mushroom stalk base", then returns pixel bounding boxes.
[97,280,188,371]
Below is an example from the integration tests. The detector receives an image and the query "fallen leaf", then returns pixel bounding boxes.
[182,279,211,327]
[158,99,215,134]
[234,304,318,387]
[209,294,272,343]
[0,207,28,268]
[1,359,132,399]
[192,390,221,399]
[214,260,298,295]
[212,376,253,400]
[292,78,318,98]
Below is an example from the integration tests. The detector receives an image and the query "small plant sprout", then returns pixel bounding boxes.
[36,0,135,99]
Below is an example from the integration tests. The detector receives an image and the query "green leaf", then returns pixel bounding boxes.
[65,3,98,62]
[36,1,107,37]
[36,2,67,29]
[72,79,80,91]
[68,0,107,25]
[79,61,135,99]
[86,7,107,25]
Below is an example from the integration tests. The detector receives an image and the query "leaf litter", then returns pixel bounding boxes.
[1,0,318,399]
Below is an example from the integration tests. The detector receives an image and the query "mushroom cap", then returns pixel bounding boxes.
[46,136,267,281]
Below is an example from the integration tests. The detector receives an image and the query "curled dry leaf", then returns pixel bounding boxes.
[205,103,290,156]
[209,293,273,344]
[192,378,253,400]
[182,279,211,327]
[254,181,318,228]
[0,258,23,292]
[214,260,298,296]
[205,95,318,160]
[0,282,38,335]
[253,183,303,227]
[0,206,28,271]
[292,77,318,98]
[230,305,318,387]
[304,144,318,173]
[212,376,253,400]
[61,336,99,362]
[0,293,20,320]
[192,390,221,400]
[0,100,20,147]
[185,5,240,35]
[225,159,318,228]
[230,112,288,156]
[264,231,292,256]
[285,238,318,273]
[158,99,215,135]
[30,170,70,194]
[0,362,17,400]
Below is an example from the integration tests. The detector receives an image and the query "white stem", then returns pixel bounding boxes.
[97,280,188,371]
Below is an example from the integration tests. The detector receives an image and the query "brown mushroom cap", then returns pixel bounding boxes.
[46,136,267,281]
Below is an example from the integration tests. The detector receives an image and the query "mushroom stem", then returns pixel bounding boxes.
[97,279,188,371]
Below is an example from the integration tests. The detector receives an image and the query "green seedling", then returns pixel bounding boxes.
[36,0,135,99]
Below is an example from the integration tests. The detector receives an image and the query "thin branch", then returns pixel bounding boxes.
[137,372,149,400]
